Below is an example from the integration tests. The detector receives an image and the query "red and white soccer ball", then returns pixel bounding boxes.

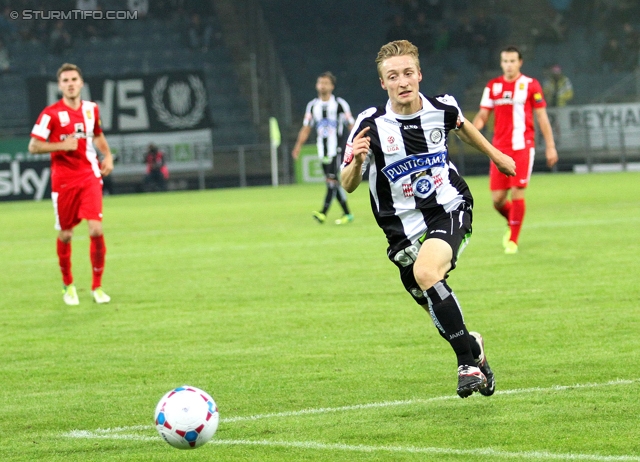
[154,385,219,449]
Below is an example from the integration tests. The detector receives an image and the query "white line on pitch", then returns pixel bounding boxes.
[210,439,640,461]
[63,378,638,434]
[223,377,639,423]
[61,434,640,461]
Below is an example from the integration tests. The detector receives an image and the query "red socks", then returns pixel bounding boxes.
[57,238,73,286]
[90,235,106,290]
[495,200,511,220]
[509,199,526,244]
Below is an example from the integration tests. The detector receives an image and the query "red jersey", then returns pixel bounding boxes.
[479,74,546,151]
[30,99,103,190]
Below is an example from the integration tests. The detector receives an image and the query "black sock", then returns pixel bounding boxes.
[424,280,475,367]
[322,183,336,214]
[336,186,350,215]
[468,334,481,360]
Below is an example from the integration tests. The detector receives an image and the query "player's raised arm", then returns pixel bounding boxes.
[456,121,516,177]
[340,126,370,193]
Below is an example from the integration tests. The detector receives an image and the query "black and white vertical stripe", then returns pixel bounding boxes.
[342,93,473,251]
[303,95,354,159]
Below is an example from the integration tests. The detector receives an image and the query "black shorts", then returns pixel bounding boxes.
[321,154,340,180]
[389,203,473,305]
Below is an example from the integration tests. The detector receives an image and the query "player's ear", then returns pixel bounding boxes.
[380,78,386,90]
[417,71,422,83]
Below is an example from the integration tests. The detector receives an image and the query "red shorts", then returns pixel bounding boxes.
[489,147,535,191]
[51,177,103,230]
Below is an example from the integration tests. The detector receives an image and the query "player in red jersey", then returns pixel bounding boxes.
[472,46,558,254]
[28,63,114,305]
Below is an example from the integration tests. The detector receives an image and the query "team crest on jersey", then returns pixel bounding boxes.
[519,83,526,91]
[430,129,443,143]
[85,109,93,120]
[412,177,434,198]
[492,83,503,95]
[58,111,70,127]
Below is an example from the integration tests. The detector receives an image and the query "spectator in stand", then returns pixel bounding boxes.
[128,0,150,19]
[187,13,214,52]
[621,22,640,70]
[49,20,73,55]
[601,38,627,72]
[543,64,574,107]
[0,39,11,73]
[143,144,169,192]
[386,14,411,44]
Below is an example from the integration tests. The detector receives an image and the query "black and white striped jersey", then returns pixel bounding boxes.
[303,95,355,159]
[342,93,473,252]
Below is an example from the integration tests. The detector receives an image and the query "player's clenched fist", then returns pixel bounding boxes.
[494,151,516,176]
[60,136,78,151]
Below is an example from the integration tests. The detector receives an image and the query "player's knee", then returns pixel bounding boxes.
[413,264,443,291]
[58,230,73,243]
[88,222,103,237]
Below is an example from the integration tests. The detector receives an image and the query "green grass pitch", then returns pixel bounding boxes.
[0,172,639,461]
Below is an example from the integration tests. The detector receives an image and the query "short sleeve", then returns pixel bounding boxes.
[479,85,494,109]
[530,79,547,108]
[31,109,53,141]
[302,100,315,127]
[93,103,103,136]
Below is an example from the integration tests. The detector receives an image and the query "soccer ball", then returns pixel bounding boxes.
[154,385,219,449]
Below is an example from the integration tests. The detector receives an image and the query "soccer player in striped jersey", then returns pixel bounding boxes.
[473,46,558,254]
[28,63,114,305]
[341,40,515,398]
[292,72,355,225]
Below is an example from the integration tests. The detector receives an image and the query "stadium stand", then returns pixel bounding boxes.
[0,4,257,145]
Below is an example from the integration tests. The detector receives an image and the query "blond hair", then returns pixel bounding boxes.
[375,40,420,78]
[57,63,83,80]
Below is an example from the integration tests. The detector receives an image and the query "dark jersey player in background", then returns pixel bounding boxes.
[341,40,515,398]
[29,63,114,306]
[292,72,355,225]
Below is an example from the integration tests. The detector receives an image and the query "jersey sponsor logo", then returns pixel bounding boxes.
[429,129,443,143]
[402,183,414,198]
[503,91,512,100]
[494,98,515,106]
[382,117,402,126]
[403,124,419,130]
[492,82,503,95]
[58,111,70,127]
[381,152,447,183]
[412,177,434,198]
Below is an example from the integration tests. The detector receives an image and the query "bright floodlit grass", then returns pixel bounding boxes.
[0,172,639,461]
